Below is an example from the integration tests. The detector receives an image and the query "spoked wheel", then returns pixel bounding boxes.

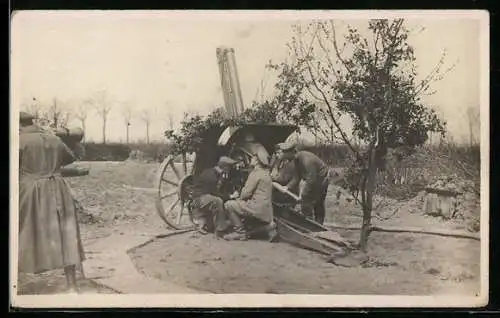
[155,154,196,230]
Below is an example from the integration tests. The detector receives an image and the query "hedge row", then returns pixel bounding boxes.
[80,142,354,163]
[82,142,175,162]
[80,141,479,170]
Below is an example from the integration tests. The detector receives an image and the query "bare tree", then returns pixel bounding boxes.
[140,108,155,144]
[159,101,176,131]
[45,97,73,129]
[87,90,112,144]
[167,112,175,130]
[24,97,45,123]
[121,102,133,144]
[466,106,480,147]
[49,98,62,128]
[75,101,90,142]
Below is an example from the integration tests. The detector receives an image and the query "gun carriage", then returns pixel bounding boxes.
[153,46,352,257]
[155,122,351,257]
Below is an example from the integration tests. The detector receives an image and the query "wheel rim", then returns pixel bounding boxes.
[155,154,195,230]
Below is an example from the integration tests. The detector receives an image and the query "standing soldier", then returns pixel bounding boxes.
[270,143,300,206]
[18,111,85,293]
[276,142,330,224]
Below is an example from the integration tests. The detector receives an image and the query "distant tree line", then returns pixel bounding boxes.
[20,90,177,145]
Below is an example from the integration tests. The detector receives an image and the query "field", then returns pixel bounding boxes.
[17,160,481,295]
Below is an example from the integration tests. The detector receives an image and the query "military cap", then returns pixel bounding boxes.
[278,141,296,152]
[256,148,270,167]
[218,156,237,167]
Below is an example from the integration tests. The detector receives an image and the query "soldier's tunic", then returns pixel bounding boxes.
[270,157,300,204]
[287,150,330,224]
[18,125,85,273]
[191,167,230,232]
[224,166,273,224]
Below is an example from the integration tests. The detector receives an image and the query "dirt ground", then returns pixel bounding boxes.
[17,161,481,295]
[130,223,480,295]
[17,271,119,295]
[17,161,162,295]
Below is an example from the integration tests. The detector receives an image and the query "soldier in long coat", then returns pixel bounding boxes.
[18,112,85,293]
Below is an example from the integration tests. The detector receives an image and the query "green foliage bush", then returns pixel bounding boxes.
[301,144,352,167]
[164,103,292,156]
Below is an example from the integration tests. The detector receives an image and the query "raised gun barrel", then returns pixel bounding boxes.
[216,46,245,118]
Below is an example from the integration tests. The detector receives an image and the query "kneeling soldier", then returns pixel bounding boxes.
[191,156,237,237]
[223,149,277,242]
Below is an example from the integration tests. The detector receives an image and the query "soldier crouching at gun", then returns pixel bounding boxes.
[223,148,278,242]
[18,112,87,294]
[190,156,238,238]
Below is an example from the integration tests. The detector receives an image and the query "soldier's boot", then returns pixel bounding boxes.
[245,222,278,242]
[267,221,278,243]
[223,227,248,241]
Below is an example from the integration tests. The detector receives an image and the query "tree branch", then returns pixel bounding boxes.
[330,21,354,76]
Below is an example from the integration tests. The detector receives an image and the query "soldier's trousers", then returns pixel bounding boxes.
[301,181,329,224]
[192,194,229,232]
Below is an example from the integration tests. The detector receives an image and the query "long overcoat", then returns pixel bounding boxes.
[18,125,85,273]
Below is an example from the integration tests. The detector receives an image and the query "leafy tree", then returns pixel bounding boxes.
[267,19,450,251]
[163,19,452,252]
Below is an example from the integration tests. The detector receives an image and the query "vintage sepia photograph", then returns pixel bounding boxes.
[10,10,489,308]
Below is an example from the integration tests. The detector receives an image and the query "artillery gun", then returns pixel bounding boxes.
[154,47,352,259]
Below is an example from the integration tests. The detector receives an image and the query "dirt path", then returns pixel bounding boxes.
[17,271,119,295]
[16,161,162,295]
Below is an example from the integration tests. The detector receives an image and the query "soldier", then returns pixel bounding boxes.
[18,111,85,293]
[223,148,277,241]
[238,132,269,159]
[270,143,300,206]
[190,156,237,237]
[276,142,330,224]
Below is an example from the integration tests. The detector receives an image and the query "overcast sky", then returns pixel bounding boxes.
[11,11,485,144]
